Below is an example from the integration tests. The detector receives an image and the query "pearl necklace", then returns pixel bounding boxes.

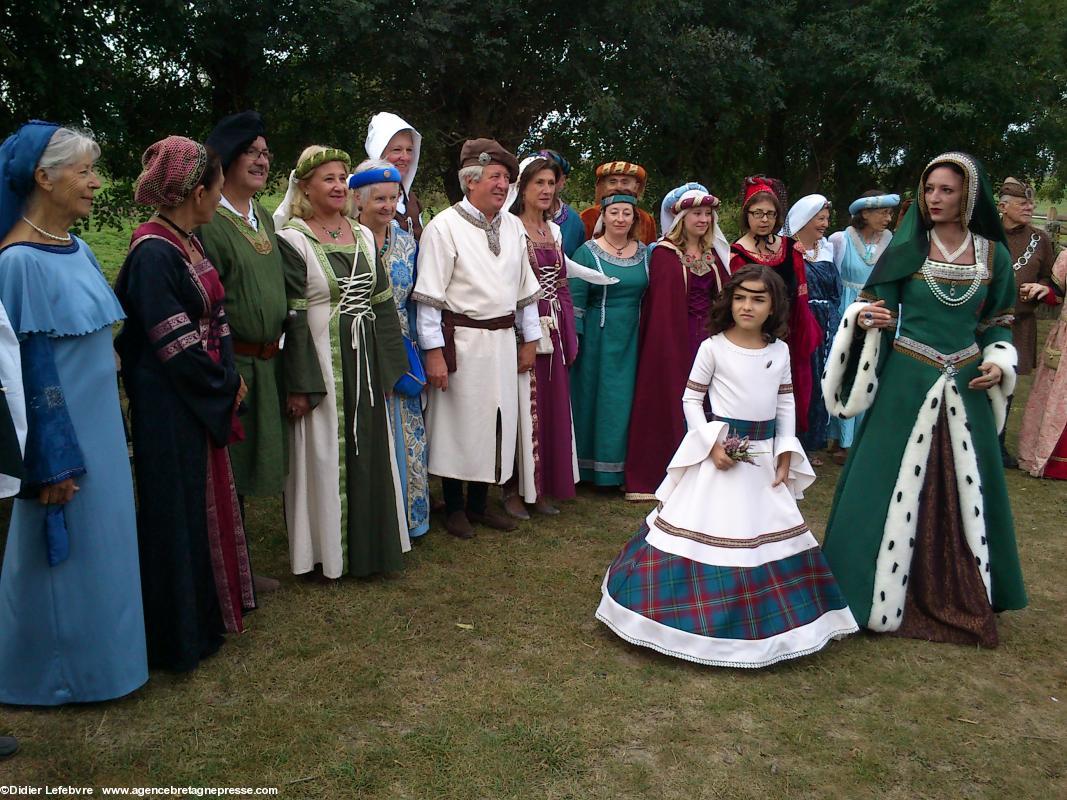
[21,216,72,244]
[930,229,972,264]
[1011,232,1040,272]
[921,236,985,307]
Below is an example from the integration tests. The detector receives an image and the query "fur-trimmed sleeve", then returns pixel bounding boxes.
[977,242,1019,432]
[822,280,900,419]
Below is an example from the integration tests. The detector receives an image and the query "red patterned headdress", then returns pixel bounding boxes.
[134,135,208,207]
[740,175,787,213]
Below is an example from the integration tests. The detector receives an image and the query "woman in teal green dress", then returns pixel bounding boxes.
[821,152,1026,647]
[569,194,649,487]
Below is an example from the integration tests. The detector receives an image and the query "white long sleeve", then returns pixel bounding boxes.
[774,354,797,439]
[681,340,715,430]
[417,303,445,350]
[518,303,541,343]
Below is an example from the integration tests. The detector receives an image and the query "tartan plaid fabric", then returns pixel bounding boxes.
[605,524,849,640]
[710,415,776,442]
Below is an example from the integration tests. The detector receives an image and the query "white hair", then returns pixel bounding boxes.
[458,165,484,197]
[38,127,100,177]
[352,157,400,205]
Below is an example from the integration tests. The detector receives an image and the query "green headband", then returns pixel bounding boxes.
[601,194,638,208]
[295,147,351,179]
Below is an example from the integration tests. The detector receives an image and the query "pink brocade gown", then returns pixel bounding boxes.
[530,240,579,499]
[1018,250,1067,478]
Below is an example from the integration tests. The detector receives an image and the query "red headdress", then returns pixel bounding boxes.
[740,175,788,213]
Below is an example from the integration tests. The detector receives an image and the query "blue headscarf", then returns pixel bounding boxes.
[0,120,61,241]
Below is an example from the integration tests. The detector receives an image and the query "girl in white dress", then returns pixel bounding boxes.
[596,265,858,668]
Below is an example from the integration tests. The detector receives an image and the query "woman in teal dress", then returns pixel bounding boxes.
[569,193,649,487]
[0,122,147,704]
[821,152,1026,647]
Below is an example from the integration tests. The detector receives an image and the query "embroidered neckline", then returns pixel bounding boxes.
[587,239,647,266]
[217,205,273,255]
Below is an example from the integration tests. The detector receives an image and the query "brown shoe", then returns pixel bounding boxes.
[503,492,531,520]
[445,511,476,539]
[253,574,281,593]
[534,499,560,516]
[468,508,518,531]
[831,449,849,466]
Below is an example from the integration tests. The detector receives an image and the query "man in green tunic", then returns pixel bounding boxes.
[200,111,289,592]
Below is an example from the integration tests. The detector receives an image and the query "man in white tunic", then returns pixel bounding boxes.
[413,139,541,538]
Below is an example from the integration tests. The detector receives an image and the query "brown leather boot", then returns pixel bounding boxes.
[468,508,518,532]
[445,511,476,539]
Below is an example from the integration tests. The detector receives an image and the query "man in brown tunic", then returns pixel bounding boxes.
[999,176,1058,466]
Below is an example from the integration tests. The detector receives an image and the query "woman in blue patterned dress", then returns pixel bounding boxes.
[354,159,430,538]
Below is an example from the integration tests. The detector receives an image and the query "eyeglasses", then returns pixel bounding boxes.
[244,147,273,162]
[747,209,777,220]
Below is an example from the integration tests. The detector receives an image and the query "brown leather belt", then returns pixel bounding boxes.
[442,310,515,373]
[233,339,282,360]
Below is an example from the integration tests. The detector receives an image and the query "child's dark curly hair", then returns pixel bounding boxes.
[706,264,790,343]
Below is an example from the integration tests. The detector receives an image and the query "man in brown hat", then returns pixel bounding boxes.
[998,176,1059,467]
[413,139,542,538]
[580,161,658,244]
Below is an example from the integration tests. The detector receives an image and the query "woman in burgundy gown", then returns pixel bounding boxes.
[623,184,731,500]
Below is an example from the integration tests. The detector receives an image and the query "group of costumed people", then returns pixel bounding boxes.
[0,105,1057,713]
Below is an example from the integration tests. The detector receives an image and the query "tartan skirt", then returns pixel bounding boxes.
[597,523,858,668]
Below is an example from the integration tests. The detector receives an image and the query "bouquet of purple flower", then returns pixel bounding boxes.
[722,434,765,465]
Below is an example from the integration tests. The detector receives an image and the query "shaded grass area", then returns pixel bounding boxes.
[2,219,1064,796]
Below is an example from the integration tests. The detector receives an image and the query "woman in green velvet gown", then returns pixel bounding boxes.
[821,152,1026,647]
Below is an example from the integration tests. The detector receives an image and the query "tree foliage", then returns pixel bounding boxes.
[2,0,1064,221]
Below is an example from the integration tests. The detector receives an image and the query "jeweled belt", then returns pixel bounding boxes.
[711,415,776,441]
[893,336,980,376]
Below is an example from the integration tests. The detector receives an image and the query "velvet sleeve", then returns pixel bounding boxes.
[278,236,327,404]
[976,243,1017,351]
[120,241,240,447]
[17,333,85,495]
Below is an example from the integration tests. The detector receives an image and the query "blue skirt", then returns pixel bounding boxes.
[0,327,147,705]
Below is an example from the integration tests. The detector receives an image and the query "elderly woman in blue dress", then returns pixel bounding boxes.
[826,191,899,464]
[0,122,147,704]
[352,158,430,539]
[782,194,838,463]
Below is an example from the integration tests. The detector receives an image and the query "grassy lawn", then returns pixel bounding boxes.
[1,218,1065,798]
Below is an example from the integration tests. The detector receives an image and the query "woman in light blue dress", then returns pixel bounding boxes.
[0,122,147,705]
[826,191,899,462]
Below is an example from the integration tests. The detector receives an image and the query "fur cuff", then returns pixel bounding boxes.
[822,302,882,420]
[982,341,1018,434]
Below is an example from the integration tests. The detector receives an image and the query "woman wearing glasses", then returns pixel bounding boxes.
[730,176,821,436]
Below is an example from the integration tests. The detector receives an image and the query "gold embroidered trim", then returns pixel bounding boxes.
[686,379,709,392]
[778,383,793,394]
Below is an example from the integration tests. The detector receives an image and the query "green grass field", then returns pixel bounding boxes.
[1,213,1065,798]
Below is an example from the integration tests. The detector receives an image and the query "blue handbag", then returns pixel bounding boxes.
[394,336,427,397]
